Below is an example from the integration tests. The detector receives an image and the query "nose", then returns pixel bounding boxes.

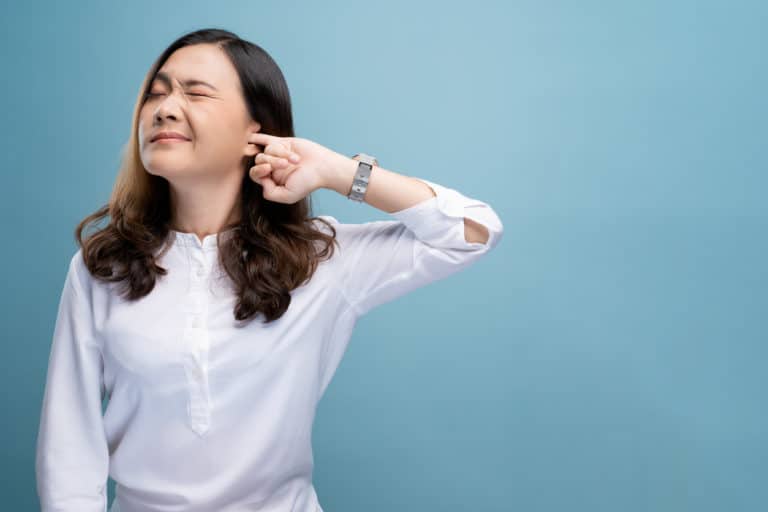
[153,91,186,124]
[155,109,178,123]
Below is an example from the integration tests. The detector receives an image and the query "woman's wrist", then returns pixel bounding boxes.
[320,153,359,196]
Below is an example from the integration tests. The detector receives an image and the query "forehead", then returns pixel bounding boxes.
[154,44,237,89]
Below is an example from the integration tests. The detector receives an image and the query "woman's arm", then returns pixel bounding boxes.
[317,172,503,317]
[322,155,491,244]
[35,251,109,512]
[315,171,503,395]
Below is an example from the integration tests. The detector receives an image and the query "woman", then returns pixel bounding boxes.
[35,28,503,512]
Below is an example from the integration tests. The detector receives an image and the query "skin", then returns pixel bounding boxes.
[138,43,489,245]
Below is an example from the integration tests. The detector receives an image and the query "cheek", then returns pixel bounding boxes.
[137,110,149,140]
[199,117,245,152]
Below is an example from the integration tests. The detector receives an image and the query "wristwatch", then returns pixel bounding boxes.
[348,153,378,202]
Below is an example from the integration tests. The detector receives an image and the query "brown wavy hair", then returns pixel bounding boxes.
[74,27,337,324]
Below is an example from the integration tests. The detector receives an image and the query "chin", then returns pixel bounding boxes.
[142,154,192,177]
[143,164,195,180]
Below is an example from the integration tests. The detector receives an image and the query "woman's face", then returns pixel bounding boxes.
[138,43,260,183]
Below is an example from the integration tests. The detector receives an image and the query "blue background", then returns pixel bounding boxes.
[2,1,766,510]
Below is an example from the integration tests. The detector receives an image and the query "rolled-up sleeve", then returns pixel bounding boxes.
[324,177,504,316]
[35,252,109,511]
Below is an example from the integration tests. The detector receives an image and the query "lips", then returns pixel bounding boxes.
[150,131,191,142]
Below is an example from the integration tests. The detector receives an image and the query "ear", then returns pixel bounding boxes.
[243,120,262,157]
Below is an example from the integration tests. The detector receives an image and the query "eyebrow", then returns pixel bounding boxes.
[152,71,219,92]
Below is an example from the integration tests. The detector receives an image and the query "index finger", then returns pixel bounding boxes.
[249,132,286,148]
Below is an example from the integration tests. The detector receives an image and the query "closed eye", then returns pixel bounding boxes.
[146,92,209,97]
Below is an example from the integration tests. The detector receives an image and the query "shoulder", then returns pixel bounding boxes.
[311,214,338,231]
[66,248,97,297]
[68,247,86,275]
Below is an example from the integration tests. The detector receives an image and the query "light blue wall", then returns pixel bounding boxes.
[2,1,765,510]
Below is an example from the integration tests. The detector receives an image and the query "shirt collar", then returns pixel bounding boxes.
[169,227,237,251]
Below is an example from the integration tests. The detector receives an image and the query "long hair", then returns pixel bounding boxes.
[75,27,337,324]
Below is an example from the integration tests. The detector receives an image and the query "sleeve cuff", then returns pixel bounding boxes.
[389,177,503,250]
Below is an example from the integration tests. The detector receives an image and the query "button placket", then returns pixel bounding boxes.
[183,250,213,436]
[184,325,211,435]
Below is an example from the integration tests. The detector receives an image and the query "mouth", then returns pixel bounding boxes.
[151,137,189,144]
[150,132,191,143]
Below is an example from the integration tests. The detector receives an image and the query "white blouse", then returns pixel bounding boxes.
[35,177,504,512]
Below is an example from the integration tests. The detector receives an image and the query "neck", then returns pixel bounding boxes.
[168,180,243,237]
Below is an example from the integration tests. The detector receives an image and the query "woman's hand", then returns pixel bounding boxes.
[248,131,346,204]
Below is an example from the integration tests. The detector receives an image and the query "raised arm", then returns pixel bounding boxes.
[324,156,493,245]
[315,170,503,396]
[320,170,503,317]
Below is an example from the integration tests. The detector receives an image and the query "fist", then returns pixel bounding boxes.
[248,132,341,204]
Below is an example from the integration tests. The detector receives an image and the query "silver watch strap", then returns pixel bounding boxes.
[348,153,378,202]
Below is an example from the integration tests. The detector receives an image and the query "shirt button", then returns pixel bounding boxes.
[195,265,205,277]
